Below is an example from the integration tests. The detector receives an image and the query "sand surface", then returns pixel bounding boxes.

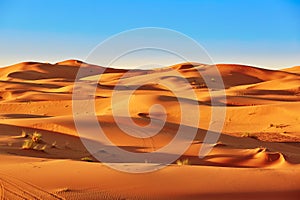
[0,60,300,199]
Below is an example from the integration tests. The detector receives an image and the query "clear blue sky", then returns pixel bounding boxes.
[0,0,299,69]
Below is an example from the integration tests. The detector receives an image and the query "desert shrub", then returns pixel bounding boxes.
[176,158,190,166]
[241,132,258,139]
[51,141,57,148]
[21,130,28,138]
[81,157,94,162]
[40,145,47,151]
[269,123,288,129]
[22,139,35,149]
[32,132,42,142]
[21,131,45,151]
[198,83,207,88]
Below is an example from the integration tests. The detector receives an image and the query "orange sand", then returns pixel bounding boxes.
[0,60,300,199]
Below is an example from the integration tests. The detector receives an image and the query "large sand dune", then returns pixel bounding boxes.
[0,60,300,199]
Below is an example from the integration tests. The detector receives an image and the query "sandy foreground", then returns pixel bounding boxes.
[0,60,300,199]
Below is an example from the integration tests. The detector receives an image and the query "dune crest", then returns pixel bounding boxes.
[55,59,85,66]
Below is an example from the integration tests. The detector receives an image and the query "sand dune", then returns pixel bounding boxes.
[282,66,300,74]
[0,60,300,199]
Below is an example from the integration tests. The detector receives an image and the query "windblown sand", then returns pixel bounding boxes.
[0,60,300,199]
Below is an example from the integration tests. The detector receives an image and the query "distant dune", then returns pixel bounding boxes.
[282,66,300,74]
[0,60,300,199]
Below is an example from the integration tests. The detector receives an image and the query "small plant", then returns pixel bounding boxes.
[241,132,258,139]
[176,158,190,166]
[12,130,29,139]
[213,141,226,147]
[22,139,35,150]
[21,130,28,138]
[269,123,288,129]
[51,141,57,148]
[40,145,47,151]
[81,157,94,162]
[198,83,207,88]
[21,131,45,151]
[57,188,71,193]
[32,132,42,143]
[33,144,40,150]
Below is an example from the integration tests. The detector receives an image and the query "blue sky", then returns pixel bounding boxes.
[0,0,299,69]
